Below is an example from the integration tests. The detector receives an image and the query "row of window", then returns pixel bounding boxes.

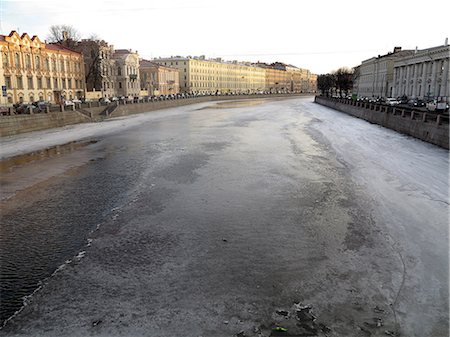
[2,52,82,73]
[4,75,84,90]
[395,59,447,79]
[103,81,139,90]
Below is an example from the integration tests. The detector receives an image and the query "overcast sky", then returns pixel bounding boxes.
[1,0,449,74]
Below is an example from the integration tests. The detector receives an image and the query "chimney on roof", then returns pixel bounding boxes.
[62,31,68,41]
[393,46,402,53]
[415,46,418,54]
[445,37,448,46]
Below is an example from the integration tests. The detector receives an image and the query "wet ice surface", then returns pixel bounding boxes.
[0,97,448,336]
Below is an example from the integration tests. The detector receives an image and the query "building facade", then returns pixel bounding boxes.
[140,60,180,96]
[75,39,116,98]
[353,47,414,99]
[0,30,85,105]
[112,49,140,97]
[154,56,266,94]
[392,43,450,102]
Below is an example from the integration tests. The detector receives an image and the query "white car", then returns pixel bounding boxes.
[72,99,82,104]
[385,98,400,106]
[64,100,75,106]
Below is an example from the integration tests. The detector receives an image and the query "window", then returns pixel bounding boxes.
[52,59,56,71]
[37,77,42,89]
[35,56,40,70]
[46,77,51,89]
[17,76,23,89]
[62,78,66,89]
[28,76,34,89]
[3,52,9,67]
[45,58,50,70]
[26,54,31,68]
[4,76,11,89]
[68,78,72,89]
[60,59,65,72]
[119,82,122,89]
[54,78,58,88]
[15,53,20,68]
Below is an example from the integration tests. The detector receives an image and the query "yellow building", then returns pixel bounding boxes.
[140,59,180,96]
[0,31,85,105]
[154,56,266,94]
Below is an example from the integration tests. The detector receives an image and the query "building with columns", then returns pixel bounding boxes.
[392,42,450,102]
[139,60,180,96]
[0,30,85,105]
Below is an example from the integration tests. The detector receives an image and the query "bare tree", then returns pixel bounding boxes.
[317,74,336,97]
[333,67,353,97]
[47,25,81,48]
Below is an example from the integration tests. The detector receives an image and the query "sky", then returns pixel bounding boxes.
[1,0,449,74]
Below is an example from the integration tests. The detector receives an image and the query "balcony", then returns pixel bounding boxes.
[130,74,138,80]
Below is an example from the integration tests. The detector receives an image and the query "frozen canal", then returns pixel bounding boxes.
[0,97,448,336]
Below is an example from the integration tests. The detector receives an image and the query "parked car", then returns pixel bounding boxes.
[0,106,11,115]
[111,96,119,101]
[397,95,408,104]
[72,99,82,104]
[385,98,400,106]
[33,101,52,112]
[15,103,36,114]
[64,100,75,106]
[407,98,426,107]
[99,97,111,104]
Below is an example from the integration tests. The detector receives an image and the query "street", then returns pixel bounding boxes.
[0,96,448,337]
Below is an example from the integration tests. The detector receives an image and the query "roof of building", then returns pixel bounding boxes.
[46,43,81,54]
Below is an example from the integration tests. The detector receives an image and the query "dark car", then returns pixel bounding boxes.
[33,101,51,112]
[15,103,36,114]
[407,98,426,107]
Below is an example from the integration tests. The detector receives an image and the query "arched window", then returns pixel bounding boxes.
[45,57,50,70]
[117,66,121,76]
[52,58,56,71]
[35,55,40,69]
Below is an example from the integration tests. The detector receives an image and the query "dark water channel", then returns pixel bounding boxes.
[0,140,141,325]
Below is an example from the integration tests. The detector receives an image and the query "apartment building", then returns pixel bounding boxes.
[0,30,85,104]
[140,60,180,96]
[153,56,266,94]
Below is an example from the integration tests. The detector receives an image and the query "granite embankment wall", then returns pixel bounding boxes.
[0,110,91,137]
[0,94,306,137]
[315,96,449,149]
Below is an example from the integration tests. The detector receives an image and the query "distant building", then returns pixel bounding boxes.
[112,49,140,97]
[0,30,85,104]
[353,47,414,99]
[139,60,180,96]
[153,56,266,94]
[392,42,450,101]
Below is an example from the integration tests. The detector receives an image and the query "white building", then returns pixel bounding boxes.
[353,47,414,99]
[392,41,450,102]
[112,49,140,98]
